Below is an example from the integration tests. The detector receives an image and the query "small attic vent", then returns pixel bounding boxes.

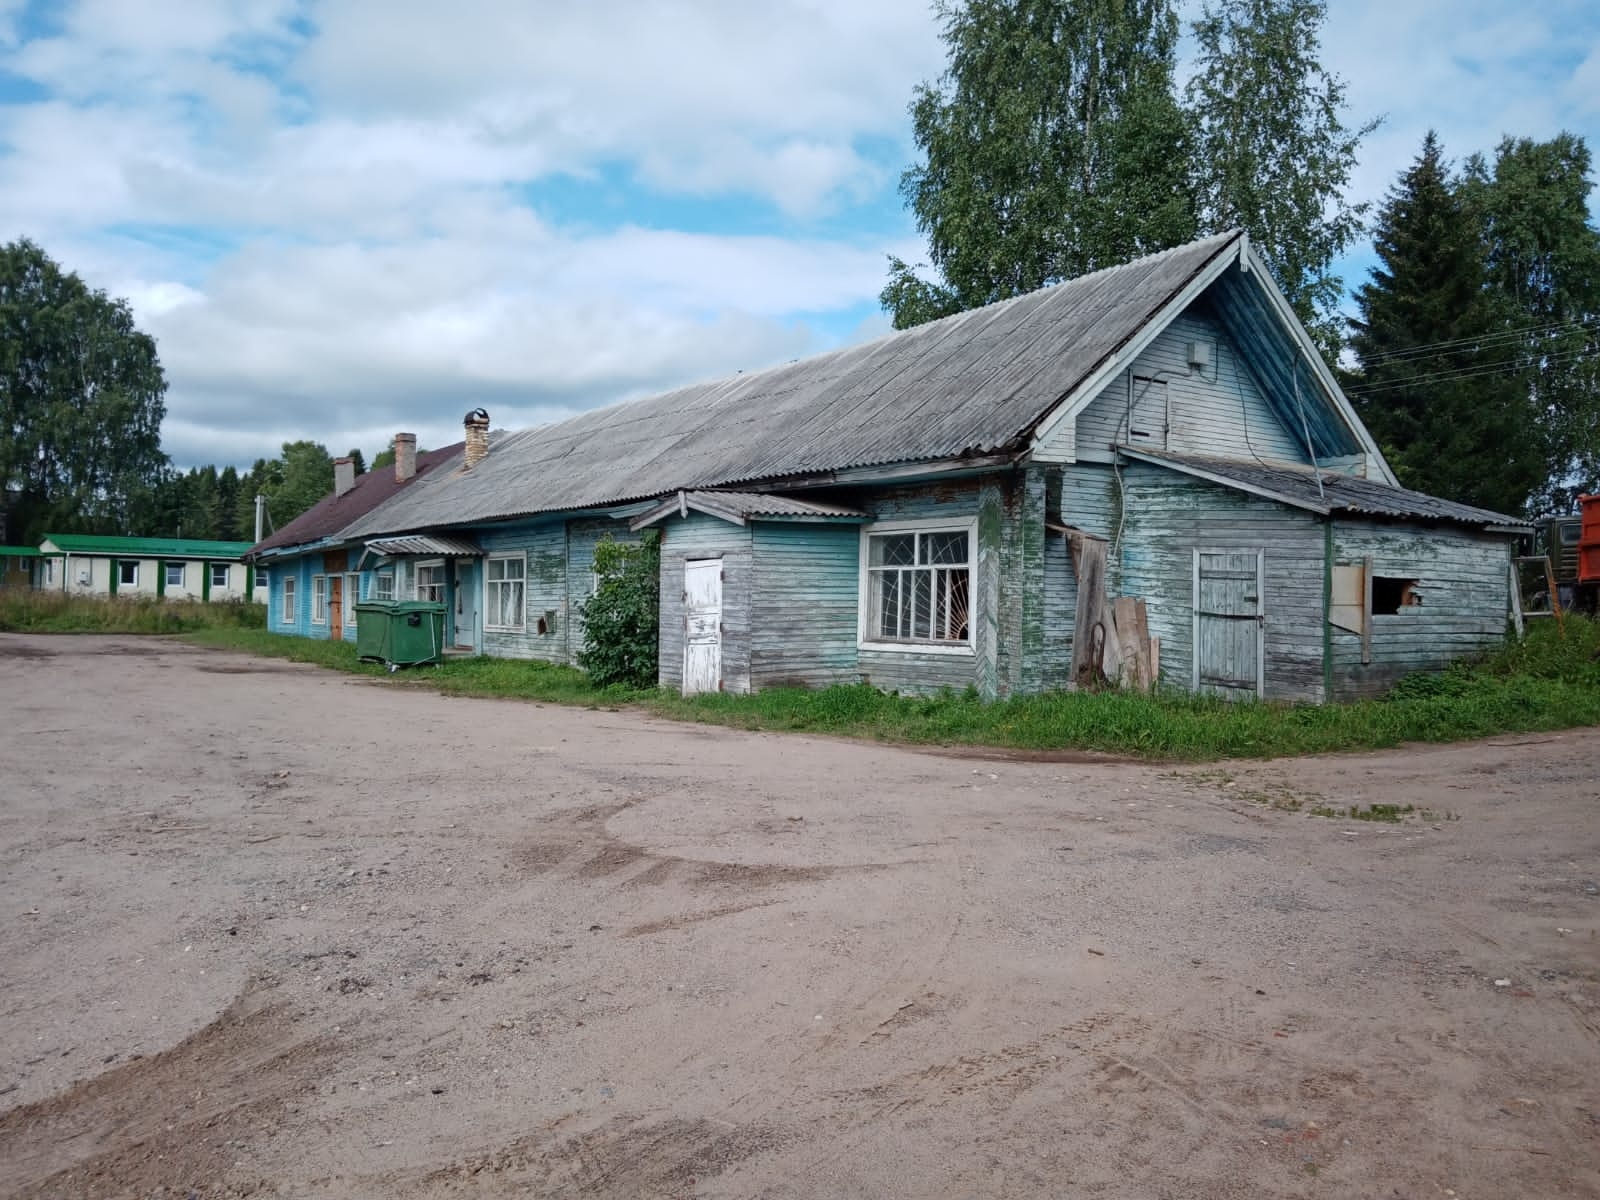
[1186,340,1212,371]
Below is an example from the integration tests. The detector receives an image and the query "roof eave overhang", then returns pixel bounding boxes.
[1235,241,1400,487]
[1116,446,1333,515]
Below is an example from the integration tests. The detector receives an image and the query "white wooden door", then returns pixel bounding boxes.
[1192,549,1264,698]
[683,559,722,695]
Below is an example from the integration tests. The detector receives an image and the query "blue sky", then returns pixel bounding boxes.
[1,0,1597,470]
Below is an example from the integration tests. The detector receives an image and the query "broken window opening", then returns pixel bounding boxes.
[1371,576,1421,615]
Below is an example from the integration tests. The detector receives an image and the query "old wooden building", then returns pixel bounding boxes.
[253,230,1526,701]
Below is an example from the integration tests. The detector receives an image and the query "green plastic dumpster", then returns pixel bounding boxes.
[386,600,447,668]
[355,600,397,664]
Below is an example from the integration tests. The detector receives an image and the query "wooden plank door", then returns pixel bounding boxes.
[682,559,722,695]
[452,560,475,648]
[329,576,343,641]
[1192,549,1263,698]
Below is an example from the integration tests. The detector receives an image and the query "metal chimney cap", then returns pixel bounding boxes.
[464,407,490,426]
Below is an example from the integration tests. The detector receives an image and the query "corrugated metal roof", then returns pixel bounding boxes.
[41,534,254,558]
[687,491,867,518]
[1123,448,1529,529]
[632,490,868,529]
[0,546,42,557]
[344,232,1244,538]
[364,534,482,557]
[248,443,463,558]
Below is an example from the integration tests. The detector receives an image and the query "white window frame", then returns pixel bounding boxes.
[280,576,296,625]
[415,559,446,602]
[373,570,395,601]
[484,552,527,631]
[210,562,229,589]
[311,574,327,624]
[857,516,978,656]
[118,560,139,587]
[344,572,359,628]
[165,561,185,588]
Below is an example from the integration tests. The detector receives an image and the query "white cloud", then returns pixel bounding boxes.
[3,0,1596,474]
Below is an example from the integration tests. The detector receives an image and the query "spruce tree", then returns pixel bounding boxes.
[1348,133,1540,515]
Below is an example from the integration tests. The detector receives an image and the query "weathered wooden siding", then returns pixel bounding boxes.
[1074,309,1308,465]
[1329,521,1512,700]
[658,514,753,694]
[749,522,860,689]
[1117,465,1326,702]
[1041,472,1075,690]
[477,522,570,662]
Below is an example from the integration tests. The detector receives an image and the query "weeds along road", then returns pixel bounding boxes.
[2,633,1598,1199]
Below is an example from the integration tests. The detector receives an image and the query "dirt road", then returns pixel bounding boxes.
[1,634,1597,1198]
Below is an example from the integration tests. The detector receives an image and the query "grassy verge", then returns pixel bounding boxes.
[179,617,1600,762]
[0,590,266,634]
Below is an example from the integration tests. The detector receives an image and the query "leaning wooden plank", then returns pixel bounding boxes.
[1131,598,1153,691]
[1067,533,1109,687]
[1111,596,1141,688]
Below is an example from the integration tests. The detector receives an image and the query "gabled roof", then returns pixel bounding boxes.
[630,490,868,531]
[41,534,254,558]
[1120,448,1528,530]
[344,232,1250,538]
[248,443,463,558]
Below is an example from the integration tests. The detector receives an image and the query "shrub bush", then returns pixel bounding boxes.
[578,533,660,688]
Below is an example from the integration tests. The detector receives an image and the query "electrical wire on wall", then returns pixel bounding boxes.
[1292,364,1326,504]
[1227,342,1273,470]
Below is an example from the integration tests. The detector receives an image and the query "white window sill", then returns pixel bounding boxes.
[858,639,975,657]
[483,625,524,633]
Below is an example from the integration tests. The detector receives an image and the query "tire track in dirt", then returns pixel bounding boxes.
[0,984,337,1200]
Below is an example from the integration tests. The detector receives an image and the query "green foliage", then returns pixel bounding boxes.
[577,533,661,688]
[1187,0,1377,359]
[191,617,1600,763]
[884,0,1195,327]
[0,239,170,544]
[1459,134,1600,515]
[1349,133,1542,515]
[883,0,1374,349]
[0,591,265,634]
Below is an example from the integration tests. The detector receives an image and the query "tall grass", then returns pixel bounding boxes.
[180,618,1600,762]
[0,590,266,634]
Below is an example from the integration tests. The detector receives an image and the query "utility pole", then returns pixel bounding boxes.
[254,494,265,543]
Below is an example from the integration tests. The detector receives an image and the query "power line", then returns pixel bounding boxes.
[1353,317,1600,368]
[1345,345,1598,396]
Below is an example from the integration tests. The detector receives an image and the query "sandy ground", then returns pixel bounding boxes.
[0,634,1597,1199]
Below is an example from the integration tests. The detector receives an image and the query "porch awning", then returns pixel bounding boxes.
[363,535,482,557]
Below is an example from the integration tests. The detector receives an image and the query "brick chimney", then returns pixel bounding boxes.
[333,456,356,497]
[463,408,491,470]
[394,433,417,482]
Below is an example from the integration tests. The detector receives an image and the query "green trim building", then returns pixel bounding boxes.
[37,534,257,601]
